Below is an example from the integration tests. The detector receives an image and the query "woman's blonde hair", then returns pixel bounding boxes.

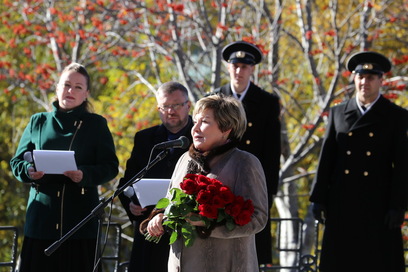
[193,94,247,141]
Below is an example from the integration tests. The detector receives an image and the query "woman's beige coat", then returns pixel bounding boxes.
[167,147,268,272]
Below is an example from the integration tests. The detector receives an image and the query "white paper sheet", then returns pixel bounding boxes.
[132,179,170,208]
[33,150,77,174]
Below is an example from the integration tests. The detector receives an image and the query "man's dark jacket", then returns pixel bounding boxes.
[310,95,408,272]
[118,118,193,272]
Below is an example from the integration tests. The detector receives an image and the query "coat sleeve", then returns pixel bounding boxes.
[117,130,150,222]
[389,107,408,210]
[77,115,119,187]
[10,115,39,183]
[309,107,338,205]
[263,93,281,199]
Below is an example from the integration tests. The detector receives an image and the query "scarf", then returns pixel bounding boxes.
[187,140,238,175]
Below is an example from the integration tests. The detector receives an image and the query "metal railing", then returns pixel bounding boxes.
[260,218,318,272]
[100,222,122,272]
[2,217,408,272]
[261,217,408,272]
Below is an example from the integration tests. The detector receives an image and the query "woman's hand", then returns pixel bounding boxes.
[147,213,165,237]
[129,202,147,216]
[28,167,44,180]
[64,170,83,183]
[186,212,206,227]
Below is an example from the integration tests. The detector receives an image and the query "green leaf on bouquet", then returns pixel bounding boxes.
[225,220,236,231]
[168,204,182,216]
[182,223,196,247]
[156,198,170,209]
[217,209,227,222]
[169,230,178,244]
[179,203,195,216]
[170,188,183,202]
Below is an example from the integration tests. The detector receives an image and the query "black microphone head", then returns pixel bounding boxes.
[179,136,190,149]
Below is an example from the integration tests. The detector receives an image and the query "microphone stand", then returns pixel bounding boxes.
[44,149,170,267]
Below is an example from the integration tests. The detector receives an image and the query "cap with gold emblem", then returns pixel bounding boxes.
[346,51,391,75]
[222,41,263,65]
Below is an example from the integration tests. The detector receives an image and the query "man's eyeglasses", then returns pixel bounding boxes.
[158,101,188,111]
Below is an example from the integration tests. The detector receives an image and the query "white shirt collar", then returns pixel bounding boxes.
[231,81,250,101]
[356,94,380,115]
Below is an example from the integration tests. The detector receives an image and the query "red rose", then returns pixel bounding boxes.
[185,173,198,180]
[180,178,199,195]
[212,194,225,208]
[242,199,254,214]
[196,175,210,190]
[209,178,223,189]
[196,189,212,204]
[225,196,245,217]
[198,203,218,219]
[197,175,210,184]
[206,184,218,193]
[234,209,252,226]
[197,181,209,190]
[219,186,234,204]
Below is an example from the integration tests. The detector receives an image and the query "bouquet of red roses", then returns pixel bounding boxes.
[144,173,254,247]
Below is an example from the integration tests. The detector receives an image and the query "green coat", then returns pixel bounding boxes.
[10,101,119,240]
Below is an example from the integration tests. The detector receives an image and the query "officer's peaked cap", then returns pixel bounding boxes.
[222,41,263,65]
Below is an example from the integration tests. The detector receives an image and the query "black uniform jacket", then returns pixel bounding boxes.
[118,118,193,272]
[310,95,408,272]
[214,82,281,206]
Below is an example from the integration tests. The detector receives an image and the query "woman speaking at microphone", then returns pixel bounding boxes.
[147,95,268,272]
[10,63,118,272]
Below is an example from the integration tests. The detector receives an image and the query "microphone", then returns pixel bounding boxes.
[154,136,190,150]
[24,151,33,163]
[123,186,140,205]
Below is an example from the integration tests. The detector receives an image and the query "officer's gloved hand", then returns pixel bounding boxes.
[312,203,327,224]
[384,209,405,229]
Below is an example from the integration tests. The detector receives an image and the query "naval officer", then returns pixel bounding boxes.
[310,51,408,272]
[213,41,281,266]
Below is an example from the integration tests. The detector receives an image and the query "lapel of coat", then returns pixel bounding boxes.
[217,84,233,96]
[241,82,258,106]
[349,95,389,131]
[153,124,169,144]
[343,98,361,130]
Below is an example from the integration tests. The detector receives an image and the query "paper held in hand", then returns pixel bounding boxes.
[132,179,171,208]
[33,150,77,174]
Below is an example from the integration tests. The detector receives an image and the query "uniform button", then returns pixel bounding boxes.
[248,122,253,127]
[57,191,60,197]
[246,140,251,145]
[346,150,351,155]
[348,132,353,136]
[363,171,369,176]
[369,132,374,137]
[56,223,59,230]
[366,151,371,156]
[345,169,350,174]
